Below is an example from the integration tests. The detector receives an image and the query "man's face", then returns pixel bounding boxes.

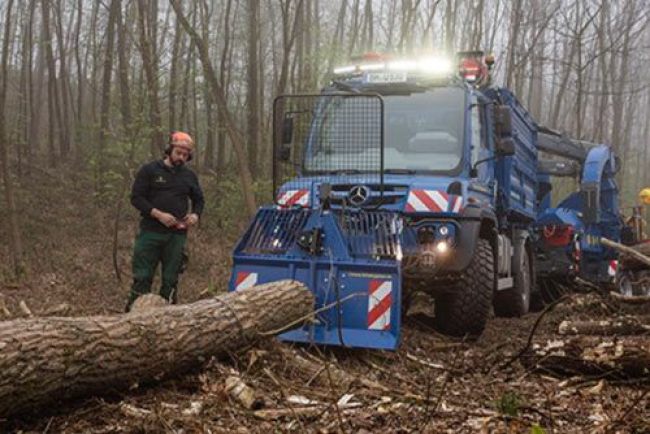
[170,145,191,166]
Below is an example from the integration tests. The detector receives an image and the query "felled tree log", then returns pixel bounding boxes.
[610,291,650,304]
[558,317,650,336]
[522,336,650,378]
[0,280,313,418]
[601,237,650,268]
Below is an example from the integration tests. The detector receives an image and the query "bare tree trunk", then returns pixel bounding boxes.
[443,0,458,53]
[595,0,610,142]
[327,0,347,73]
[116,0,132,138]
[53,0,71,156]
[98,0,120,189]
[612,1,637,193]
[170,0,257,217]
[137,0,164,158]
[347,0,361,56]
[505,0,522,89]
[0,281,314,418]
[276,0,304,97]
[362,0,373,52]
[246,0,261,175]
[168,11,183,129]
[42,0,62,165]
[216,0,233,175]
[0,0,25,278]
[72,0,84,164]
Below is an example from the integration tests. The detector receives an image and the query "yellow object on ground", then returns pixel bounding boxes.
[639,188,650,205]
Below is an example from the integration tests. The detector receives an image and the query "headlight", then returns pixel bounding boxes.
[435,241,449,254]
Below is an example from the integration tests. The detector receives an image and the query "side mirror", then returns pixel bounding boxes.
[494,106,512,137]
[279,117,294,161]
[496,137,515,156]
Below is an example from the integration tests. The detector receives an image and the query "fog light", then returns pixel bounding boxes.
[436,241,448,254]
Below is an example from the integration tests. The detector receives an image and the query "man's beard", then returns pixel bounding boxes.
[171,158,185,167]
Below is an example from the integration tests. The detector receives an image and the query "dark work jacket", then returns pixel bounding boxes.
[131,160,205,233]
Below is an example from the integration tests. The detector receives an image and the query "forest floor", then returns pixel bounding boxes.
[0,169,648,433]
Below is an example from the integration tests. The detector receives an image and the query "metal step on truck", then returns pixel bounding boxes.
[227,51,617,350]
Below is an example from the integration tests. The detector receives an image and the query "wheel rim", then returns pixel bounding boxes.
[520,254,531,308]
[619,275,633,297]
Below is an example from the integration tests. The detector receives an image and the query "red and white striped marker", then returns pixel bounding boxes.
[367,280,392,331]
[235,271,258,291]
[277,189,310,207]
[608,260,617,277]
[405,189,463,213]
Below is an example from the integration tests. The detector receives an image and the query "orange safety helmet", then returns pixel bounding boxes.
[169,131,194,152]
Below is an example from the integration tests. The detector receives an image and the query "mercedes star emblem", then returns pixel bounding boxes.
[348,185,371,206]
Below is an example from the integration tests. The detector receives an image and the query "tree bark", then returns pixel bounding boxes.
[523,335,650,378]
[0,280,313,418]
[558,317,650,336]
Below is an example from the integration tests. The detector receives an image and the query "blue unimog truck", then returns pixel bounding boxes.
[228,52,621,350]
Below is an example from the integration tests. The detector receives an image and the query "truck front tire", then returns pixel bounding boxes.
[434,238,494,338]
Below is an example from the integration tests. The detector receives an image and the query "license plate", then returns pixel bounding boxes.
[365,72,407,83]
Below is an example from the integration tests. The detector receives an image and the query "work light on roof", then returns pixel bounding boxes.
[333,55,453,77]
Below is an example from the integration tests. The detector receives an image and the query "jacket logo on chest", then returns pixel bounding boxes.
[154,175,166,184]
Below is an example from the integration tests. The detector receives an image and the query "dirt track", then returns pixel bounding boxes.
[3,290,648,433]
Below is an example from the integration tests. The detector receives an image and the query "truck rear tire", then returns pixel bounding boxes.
[494,248,531,317]
[434,238,494,338]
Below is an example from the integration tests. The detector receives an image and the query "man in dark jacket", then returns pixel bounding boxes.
[126,131,205,311]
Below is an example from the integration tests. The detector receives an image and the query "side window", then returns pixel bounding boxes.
[470,98,485,164]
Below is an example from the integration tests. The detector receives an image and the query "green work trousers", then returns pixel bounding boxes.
[126,230,187,311]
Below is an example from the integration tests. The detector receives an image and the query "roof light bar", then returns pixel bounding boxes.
[333,55,453,77]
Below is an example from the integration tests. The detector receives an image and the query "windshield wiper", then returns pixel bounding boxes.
[384,168,416,174]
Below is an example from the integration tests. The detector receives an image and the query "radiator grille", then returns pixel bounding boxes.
[338,210,402,259]
[242,209,310,254]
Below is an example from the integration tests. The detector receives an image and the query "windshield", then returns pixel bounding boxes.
[304,87,465,174]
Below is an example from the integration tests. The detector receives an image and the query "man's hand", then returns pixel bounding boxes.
[151,208,178,227]
[183,213,199,226]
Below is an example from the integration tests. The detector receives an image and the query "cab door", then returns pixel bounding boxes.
[469,95,495,198]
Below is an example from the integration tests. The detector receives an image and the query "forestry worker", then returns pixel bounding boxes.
[125,131,205,311]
